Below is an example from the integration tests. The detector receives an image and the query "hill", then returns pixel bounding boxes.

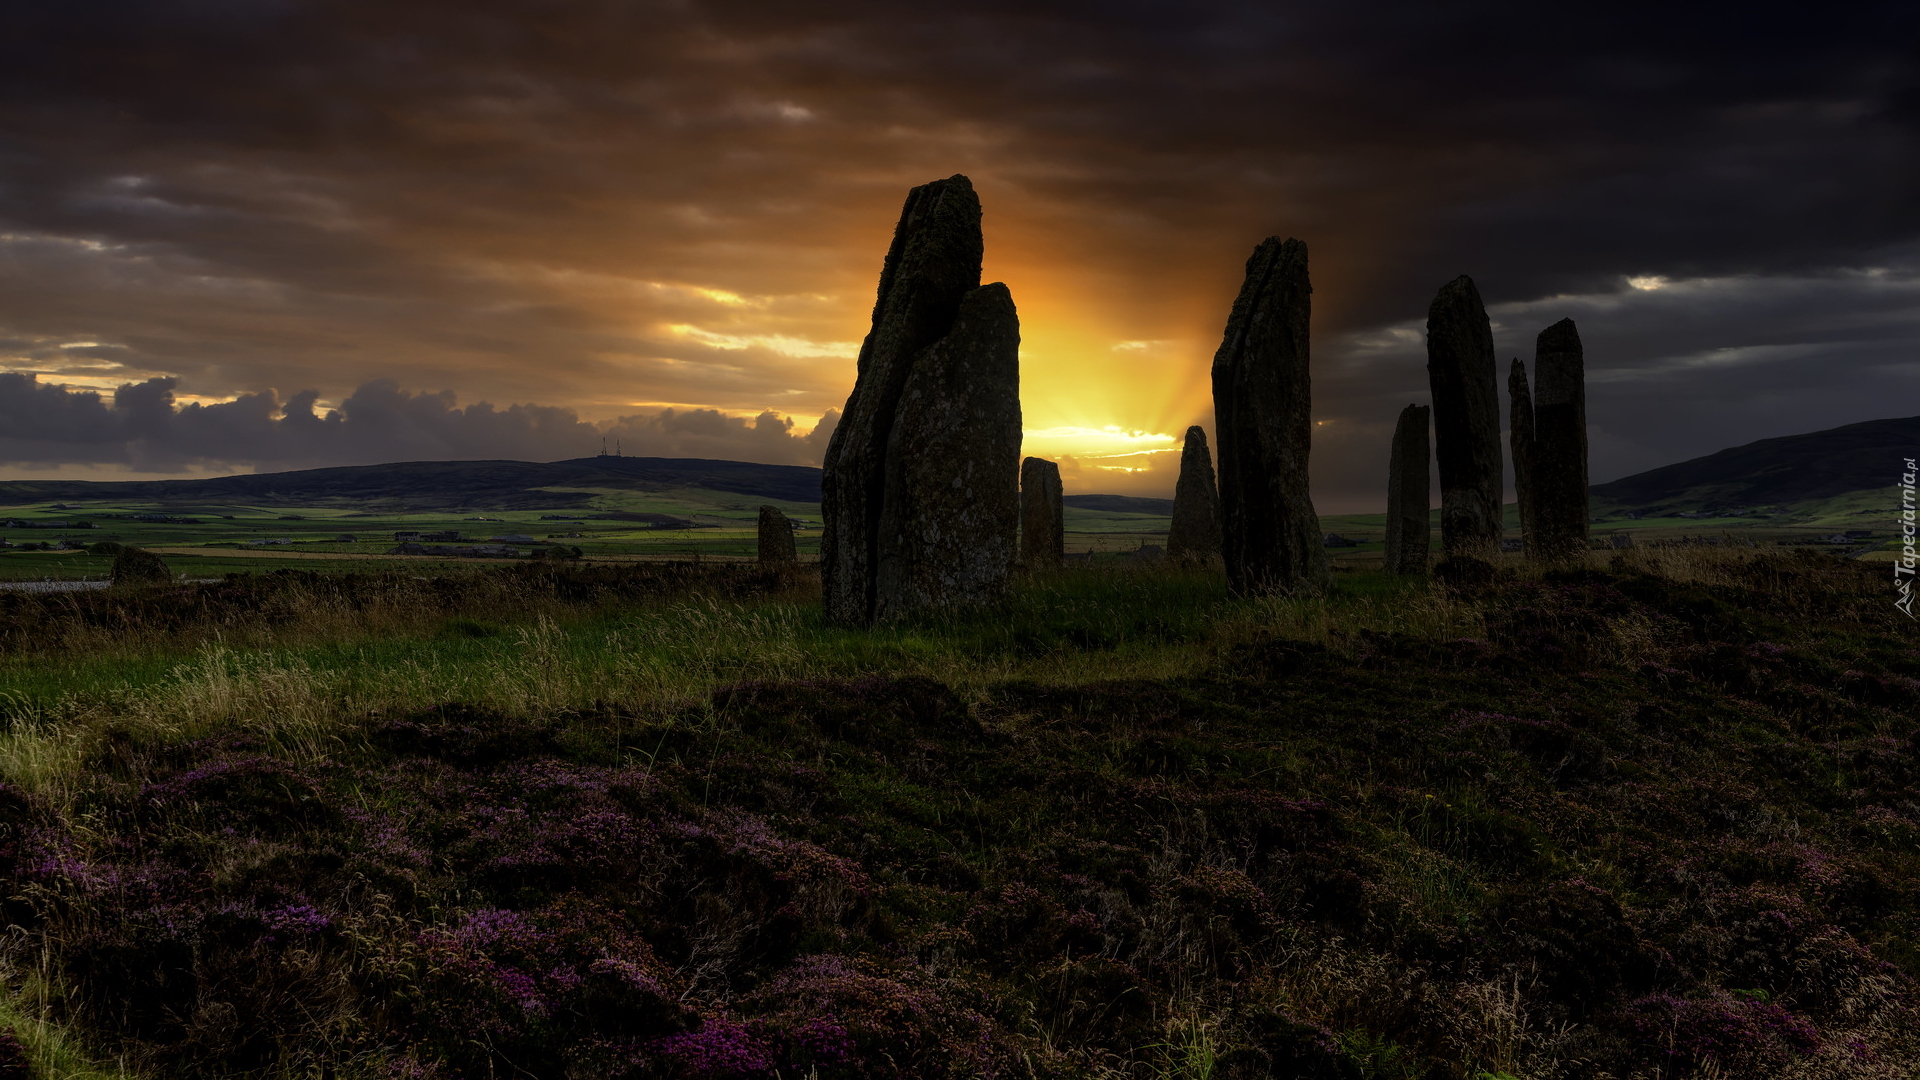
[1592,414,1919,513]
[0,457,1186,517]
[1062,493,1176,515]
[0,456,825,510]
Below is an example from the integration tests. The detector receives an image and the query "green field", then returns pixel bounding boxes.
[0,484,1207,581]
[5,479,1900,583]
[0,487,825,580]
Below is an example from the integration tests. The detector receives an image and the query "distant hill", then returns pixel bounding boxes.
[0,456,825,510]
[549,456,823,503]
[1592,415,1920,512]
[0,455,1178,513]
[1063,494,1176,516]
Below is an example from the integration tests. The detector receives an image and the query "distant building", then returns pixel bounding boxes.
[386,543,519,558]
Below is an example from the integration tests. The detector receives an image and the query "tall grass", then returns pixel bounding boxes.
[0,971,133,1080]
[0,548,1886,803]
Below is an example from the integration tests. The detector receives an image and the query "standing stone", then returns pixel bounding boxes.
[1210,237,1329,595]
[1166,426,1223,565]
[1533,318,1589,561]
[1383,404,1431,574]
[873,283,1022,620]
[1425,276,1504,558]
[1020,456,1064,570]
[110,546,172,588]
[820,175,986,625]
[1509,358,1538,555]
[757,505,796,568]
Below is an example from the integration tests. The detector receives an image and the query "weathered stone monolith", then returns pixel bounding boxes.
[1210,237,1329,595]
[820,174,991,625]
[1425,276,1504,558]
[1019,456,1064,570]
[1533,318,1589,561]
[757,505,796,568]
[110,546,171,588]
[1383,404,1431,575]
[1509,358,1538,554]
[1166,426,1222,566]
[871,282,1022,619]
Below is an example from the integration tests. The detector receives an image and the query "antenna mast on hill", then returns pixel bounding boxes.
[599,436,607,457]
[616,437,622,457]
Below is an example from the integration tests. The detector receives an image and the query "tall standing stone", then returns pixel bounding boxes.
[1166,425,1223,565]
[1210,237,1329,595]
[1425,276,1504,558]
[1383,404,1431,575]
[820,175,986,625]
[1508,358,1538,554]
[757,505,796,568]
[873,283,1022,620]
[1532,318,1589,561]
[1019,456,1064,570]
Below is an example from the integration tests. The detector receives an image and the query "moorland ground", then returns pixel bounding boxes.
[0,546,1913,1079]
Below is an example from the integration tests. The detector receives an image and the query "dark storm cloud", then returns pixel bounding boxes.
[0,374,837,472]
[0,1,1915,499]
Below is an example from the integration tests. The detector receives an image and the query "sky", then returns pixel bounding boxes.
[0,1,1916,510]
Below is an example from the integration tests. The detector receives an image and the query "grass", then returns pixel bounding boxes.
[0,561,1488,774]
[0,974,133,1080]
[0,546,1913,1078]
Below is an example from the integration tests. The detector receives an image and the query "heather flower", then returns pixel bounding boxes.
[648,1019,778,1077]
[1622,990,1822,1069]
[263,903,333,936]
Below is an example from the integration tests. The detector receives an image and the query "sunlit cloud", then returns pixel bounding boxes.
[1081,447,1181,473]
[0,232,120,253]
[667,324,859,359]
[689,287,754,307]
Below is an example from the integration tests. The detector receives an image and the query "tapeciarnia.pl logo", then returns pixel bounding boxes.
[1899,457,1917,620]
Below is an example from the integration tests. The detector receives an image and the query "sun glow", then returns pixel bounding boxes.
[1022,425,1180,478]
[1023,425,1178,458]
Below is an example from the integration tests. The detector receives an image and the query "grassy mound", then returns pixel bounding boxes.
[0,551,1914,1078]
